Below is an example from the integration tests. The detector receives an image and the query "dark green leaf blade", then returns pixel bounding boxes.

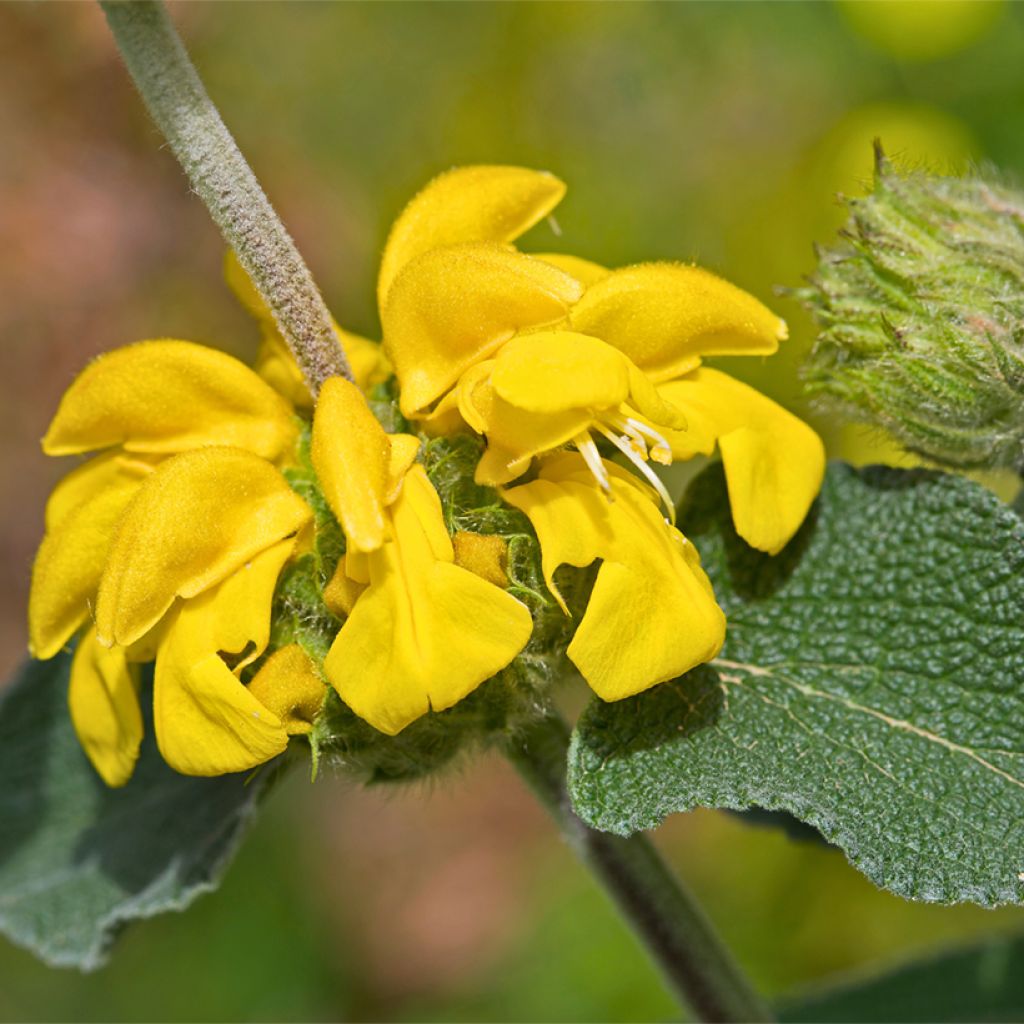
[569,463,1024,905]
[0,650,274,969]
[779,932,1024,1023]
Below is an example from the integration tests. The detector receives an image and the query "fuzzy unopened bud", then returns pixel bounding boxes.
[798,143,1024,471]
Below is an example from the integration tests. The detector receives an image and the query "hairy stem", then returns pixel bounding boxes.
[100,0,351,393]
[504,712,774,1023]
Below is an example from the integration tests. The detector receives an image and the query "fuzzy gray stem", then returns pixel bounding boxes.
[100,0,351,393]
[504,712,774,1023]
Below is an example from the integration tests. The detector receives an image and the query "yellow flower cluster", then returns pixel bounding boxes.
[29,165,824,786]
[376,166,824,695]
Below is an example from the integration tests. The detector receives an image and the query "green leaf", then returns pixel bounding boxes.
[0,649,276,970]
[569,463,1024,905]
[780,931,1024,1022]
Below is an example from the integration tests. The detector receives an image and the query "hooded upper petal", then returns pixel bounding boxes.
[502,454,725,700]
[382,242,582,418]
[531,252,609,287]
[95,446,311,648]
[570,263,787,382]
[377,165,567,309]
[657,368,825,554]
[43,340,298,461]
[29,453,155,659]
[323,466,532,735]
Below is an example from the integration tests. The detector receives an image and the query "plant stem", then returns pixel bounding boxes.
[504,712,774,1023]
[100,0,351,394]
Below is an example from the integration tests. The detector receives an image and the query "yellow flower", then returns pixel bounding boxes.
[502,452,726,700]
[310,377,533,735]
[377,166,577,420]
[29,341,316,786]
[377,164,824,555]
[455,328,685,496]
[30,165,828,787]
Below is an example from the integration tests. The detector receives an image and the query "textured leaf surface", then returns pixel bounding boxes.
[569,463,1024,905]
[780,931,1024,1022]
[0,651,273,969]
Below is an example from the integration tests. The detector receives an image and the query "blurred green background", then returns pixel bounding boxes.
[3,1,1024,1020]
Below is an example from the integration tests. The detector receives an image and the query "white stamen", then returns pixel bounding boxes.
[573,431,611,494]
[595,423,676,525]
[609,413,673,466]
[618,419,649,459]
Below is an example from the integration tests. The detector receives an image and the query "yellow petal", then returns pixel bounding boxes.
[453,531,509,588]
[43,340,298,461]
[247,645,325,735]
[483,327,684,432]
[415,386,467,438]
[532,253,609,286]
[502,455,726,699]
[344,549,371,585]
[458,363,592,486]
[567,483,725,700]
[154,644,287,777]
[151,542,295,777]
[341,328,392,392]
[394,463,454,561]
[386,434,421,503]
[323,467,532,735]
[570,263,787,382]
[95,447,311,647]
[44,450,155,532]
[69,628,143,788]
[455,362,495,435]
[377,165,566,309]
[498,474,607,614]
[204,538,296,671]
[323,560,367,617]
[163,536,294,670]
[490,331,629,414]
[624,364,688,432]
[382,242,582,417]
[124,616,171,665]
[29,454,154,659]
[311,376,390,553]
[453,331,686,488]
[658,368,825,554]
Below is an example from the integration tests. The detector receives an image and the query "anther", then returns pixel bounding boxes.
[594,423,676,525]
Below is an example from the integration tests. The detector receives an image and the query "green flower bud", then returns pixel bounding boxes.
[798,144,1024,471]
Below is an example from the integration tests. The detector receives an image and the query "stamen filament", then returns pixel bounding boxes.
[610,413,673,466]
[573,431,611,494]
[595,424,676,525]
